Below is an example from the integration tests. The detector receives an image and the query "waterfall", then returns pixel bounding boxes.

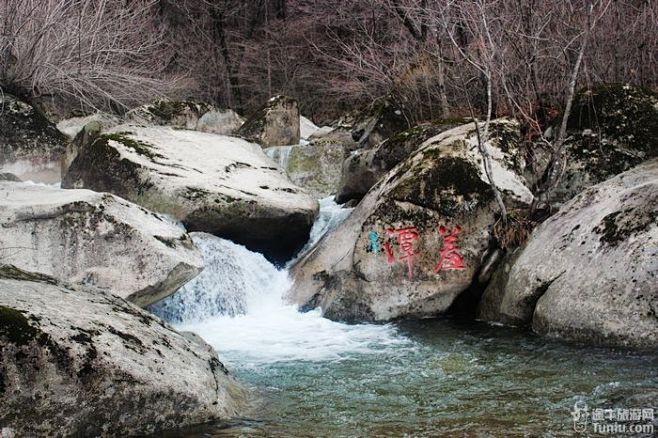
[264,145,295,171]
[149,197,407,365]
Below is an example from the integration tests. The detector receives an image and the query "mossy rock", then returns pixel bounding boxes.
[238,95,300,147]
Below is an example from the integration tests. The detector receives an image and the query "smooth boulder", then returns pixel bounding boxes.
[289,120,533,322]
[478,159,658,349]
[238,95,300,147]
[62,125,318,261]
[0,268,244,436]
[0,94,67,183]
[0,181,203,307]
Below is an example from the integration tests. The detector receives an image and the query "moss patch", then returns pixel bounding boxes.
[102,132,165,161]
[0,306,40,346]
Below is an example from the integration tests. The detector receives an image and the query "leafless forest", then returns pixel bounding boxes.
[1,0,656,127]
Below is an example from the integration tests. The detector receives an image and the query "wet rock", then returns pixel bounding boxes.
[336,120,464,204]
[288,120,532,322]
[480,159,658,349]
[62,125,318,262]
[0,268,244,436]
[0,94,67,183]
[550,84,658,205]
[0,181,203,307]
[238,95,300,147]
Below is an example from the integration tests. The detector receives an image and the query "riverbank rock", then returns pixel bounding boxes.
[0,181,203,307]
[265,141,346,198]
[62,126,318,262]
[238,95,300,147]
[126,100,213,129]
[478,159,658,349]
[196,109,245,135]
[0,94,67,183]
[336,120,464,204]
[56,112,121,139]
[548,84,658,205]
[0,268,244,436]
[288,119,533,322]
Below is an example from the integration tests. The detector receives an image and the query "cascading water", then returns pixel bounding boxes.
[264,145,296,171]
[150,197,409,365]
[151,197,658,437]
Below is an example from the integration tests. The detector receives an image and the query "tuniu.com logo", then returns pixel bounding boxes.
[572,401,589,432]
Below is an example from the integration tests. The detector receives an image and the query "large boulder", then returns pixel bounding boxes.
[349,98,410,148]
[238,95,300,147]
[62,126,318,262]
[336,120,464,204]
[478,159,658,349]
[264,140,346,198]
[0,94,67,183]
[0,268,244,436]
[548,84,658,205]
[288,119,533,322]
[0,181,203,307]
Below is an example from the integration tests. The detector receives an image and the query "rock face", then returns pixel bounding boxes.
[0,268,244,436]
[349,99,410,148]
[196,109,245,135]
[550,85,658,205]
[0,94,67,183]
[289,120,533,322]
[0,181,203,307]
[265,140,346,198]
[336,120,463,204]
[62,126,318,262]
[478,160,658,349]
[238,95,300,147]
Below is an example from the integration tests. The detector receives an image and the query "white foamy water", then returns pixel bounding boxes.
[264,145,295,170]
[150,197,410,366]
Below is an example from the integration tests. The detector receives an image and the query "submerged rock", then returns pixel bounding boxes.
[336,120,463,204]
[61,126,318,262]
[238,95,300,147]
[289,120,532,322]
[0,268,244,436]
[549,84,658,205]
[479,159,658,349]
[0,94,67,183]
[0,181,203,307]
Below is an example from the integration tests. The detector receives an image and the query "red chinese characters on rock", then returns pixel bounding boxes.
[433,225,465,273]
[386,227,420,279]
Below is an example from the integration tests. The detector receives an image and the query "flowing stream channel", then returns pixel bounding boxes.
[150,198,658,437]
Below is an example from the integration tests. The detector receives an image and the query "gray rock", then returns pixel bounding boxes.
[0,173,20,182]
[288,120,532,322]
[0,94,67,183]
[56,112,121,139]
[482,159,658,349]
[335,121,463,204]
[549,85,658,206]
[125,100,217,129]
[61,125,318,262]
[61,120,102,178]
[0,182,203,307]
[196,109,245,135]
[265,140,346,198]
[238,95,300,147]
[0,268,245,436]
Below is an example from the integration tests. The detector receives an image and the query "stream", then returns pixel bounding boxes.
[150,197,658,437]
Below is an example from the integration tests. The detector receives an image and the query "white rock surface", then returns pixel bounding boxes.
[0,272,244,436]
[62,125,318,260]
[0,181,203,307]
